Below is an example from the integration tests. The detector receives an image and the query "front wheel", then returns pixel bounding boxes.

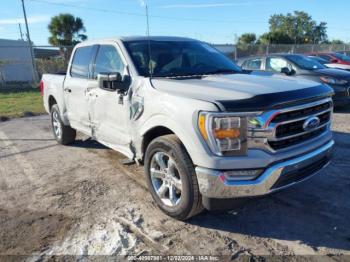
[51,104,76,145]
[144,135,203,220]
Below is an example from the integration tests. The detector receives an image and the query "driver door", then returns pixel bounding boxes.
[87,44,133,158]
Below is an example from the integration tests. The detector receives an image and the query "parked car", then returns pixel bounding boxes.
[308,56,350,71]
[41,37,334,220]
[238,54,350,107]
[310,52,350,66]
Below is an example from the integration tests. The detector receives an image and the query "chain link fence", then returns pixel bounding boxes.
[1,42,350,89]
[215,44,350,61]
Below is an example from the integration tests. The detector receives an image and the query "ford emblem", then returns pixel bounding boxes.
[303,116,320,131]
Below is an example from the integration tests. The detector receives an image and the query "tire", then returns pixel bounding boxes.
[51,104,76,145]
[144,134,203,220]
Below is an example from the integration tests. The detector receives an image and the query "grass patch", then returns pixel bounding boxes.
[0,89,45,119]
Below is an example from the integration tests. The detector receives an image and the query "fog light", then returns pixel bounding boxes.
[221,169,263,181]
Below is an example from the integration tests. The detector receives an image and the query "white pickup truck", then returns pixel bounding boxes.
[41,36,334,220]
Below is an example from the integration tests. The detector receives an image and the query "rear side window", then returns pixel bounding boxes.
[93,45,124,79]
[241,58,262,70]
[70,46,95,78]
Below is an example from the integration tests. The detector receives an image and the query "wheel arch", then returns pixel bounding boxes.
[140,123,197,165]
[48,95,57,111]
[141,126,175,159]
[137,113,207,167]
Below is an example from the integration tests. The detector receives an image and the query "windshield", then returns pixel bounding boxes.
[333,53,350,62]
[308,56,328,65]
[286,55,326,70]
[123,40,241,77]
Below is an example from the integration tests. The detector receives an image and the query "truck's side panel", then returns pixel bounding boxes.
[42,74,65,116]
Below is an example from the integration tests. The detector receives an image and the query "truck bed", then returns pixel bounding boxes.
[41,73,66,114]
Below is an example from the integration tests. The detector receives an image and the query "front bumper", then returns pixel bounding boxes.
[195,140,334,199]
[333,86,350,106]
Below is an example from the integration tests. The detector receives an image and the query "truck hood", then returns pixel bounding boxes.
[151,73,333,111]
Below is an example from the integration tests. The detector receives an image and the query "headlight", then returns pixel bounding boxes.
[198,112,258,156]
[320,76,348,85]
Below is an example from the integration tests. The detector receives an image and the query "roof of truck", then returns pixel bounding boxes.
[81,36,197,44]
[120,36,197,41]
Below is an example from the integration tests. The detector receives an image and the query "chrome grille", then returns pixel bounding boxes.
[247,98,333,152]
[271,101,331,123]
[268,100,332,151]
[275,111,331,138]
[269,126,327,150]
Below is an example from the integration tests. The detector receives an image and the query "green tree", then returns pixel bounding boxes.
[236,33,259,57]
[268,11,327,44]
[48,13,87,61]
[258,31,293,45]
[237,33,257,46]
[330,39,345,44]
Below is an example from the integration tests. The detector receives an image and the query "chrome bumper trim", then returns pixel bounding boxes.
[195,140,334,198]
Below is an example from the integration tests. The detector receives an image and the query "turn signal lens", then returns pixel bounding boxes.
[198,114,208,140]
[214,129,240,139]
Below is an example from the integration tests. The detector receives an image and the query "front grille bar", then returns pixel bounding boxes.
[269,122,329,142]
[247,97,333,152]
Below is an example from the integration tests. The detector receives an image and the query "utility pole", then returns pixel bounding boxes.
[18,23,24,40]
[21,0,38,84]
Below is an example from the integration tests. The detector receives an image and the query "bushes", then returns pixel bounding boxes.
[36,58,67,78]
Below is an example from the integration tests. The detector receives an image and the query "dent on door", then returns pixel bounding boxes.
[89,87,135,159]
[130,94,144,120]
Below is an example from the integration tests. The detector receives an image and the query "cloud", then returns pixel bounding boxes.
[0,15,50,25]
[158,2,252,9]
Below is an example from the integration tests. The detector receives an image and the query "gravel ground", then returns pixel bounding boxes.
[0,110,349,260]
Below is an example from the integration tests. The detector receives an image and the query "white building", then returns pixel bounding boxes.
[0,39,34,83]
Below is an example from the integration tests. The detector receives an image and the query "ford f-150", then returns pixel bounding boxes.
[41,36,334,220]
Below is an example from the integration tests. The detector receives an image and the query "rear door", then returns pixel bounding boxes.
[64,45,98,135]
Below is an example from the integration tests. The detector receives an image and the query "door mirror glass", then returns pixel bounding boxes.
[97,72,131,93]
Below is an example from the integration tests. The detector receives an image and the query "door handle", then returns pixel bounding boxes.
[64,88,72,93]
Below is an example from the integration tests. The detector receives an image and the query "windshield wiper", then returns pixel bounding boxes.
[202,69,238,75]
[153,72,205,79]
[152,69,238,78]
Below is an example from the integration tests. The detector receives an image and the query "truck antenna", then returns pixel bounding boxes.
[144,3,153,78]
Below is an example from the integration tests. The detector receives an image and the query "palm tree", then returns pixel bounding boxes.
[48,13,87,62]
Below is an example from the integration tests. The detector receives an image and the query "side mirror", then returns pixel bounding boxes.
[281,67,295,76]
[97,72,131,93]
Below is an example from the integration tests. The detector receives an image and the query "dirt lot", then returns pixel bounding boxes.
[0,110,349,260]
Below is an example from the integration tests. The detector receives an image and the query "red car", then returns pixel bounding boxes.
[310,52,350,65]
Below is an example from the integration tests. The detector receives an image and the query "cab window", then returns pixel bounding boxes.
[70,46,95,78]
[241,58,262,70]
[93,45,124,79]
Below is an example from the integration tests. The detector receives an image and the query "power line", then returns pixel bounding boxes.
[27,0,266,24]
[27,0,350,31]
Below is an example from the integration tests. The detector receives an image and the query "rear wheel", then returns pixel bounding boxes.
[51,104,76,145]
[144,135,203,220]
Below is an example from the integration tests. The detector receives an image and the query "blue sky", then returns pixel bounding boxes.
[1,0,350,46]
